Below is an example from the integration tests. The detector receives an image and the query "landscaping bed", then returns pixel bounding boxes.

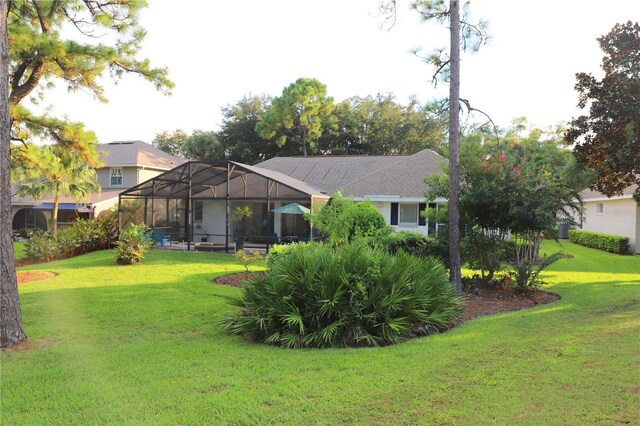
[17,271,57,285]
[213,272,561,321]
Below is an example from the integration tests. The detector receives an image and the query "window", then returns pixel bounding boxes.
[597,203,604,215]
[194,201,203,222]
[110,168,123,186]
[399,203,418,225]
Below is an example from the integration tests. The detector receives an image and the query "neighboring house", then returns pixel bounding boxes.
[11,141,185,232]
[575,185,640,254]
[257,149,447,236]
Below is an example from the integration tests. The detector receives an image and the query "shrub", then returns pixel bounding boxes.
[266,243,297,265]
[24,231,60,262]
[55,227,81,258]
[222,241,463,348]
[235,249,263,273]
[509,251,568,292]
[462,230,515,282]
[114,223,152,265]
[382,231,430,256]
[18,228,37,238]
[568,229,629,254]
[311,193,391,246]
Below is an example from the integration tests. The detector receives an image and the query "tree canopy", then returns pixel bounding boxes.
[565,21,640,201]
[152,130,189,158]
[14,144,99,235]
[8,0,173,163]
[256,78,336,157]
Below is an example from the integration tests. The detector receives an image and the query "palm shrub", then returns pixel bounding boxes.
[222,241,463,348]
[115,223,152,265]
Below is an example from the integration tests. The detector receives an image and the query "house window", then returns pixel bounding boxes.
[399,203,418,225]
[194,201,203,222]
[110,168,123,186]
[597,203,604,215]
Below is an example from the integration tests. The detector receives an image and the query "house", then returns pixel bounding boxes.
[256,149,447,236]
[115,148,447,251]
[11,141,185,232]
[575,185,640,254]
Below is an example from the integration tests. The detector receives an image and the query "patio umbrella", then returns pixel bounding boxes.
[272,203,312,239]
[271,203,310,215]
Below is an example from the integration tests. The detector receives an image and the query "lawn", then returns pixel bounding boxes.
[2,242,639,425]
[13,241,26,260]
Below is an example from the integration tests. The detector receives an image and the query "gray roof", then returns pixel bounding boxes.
[98,140,186,170]
[240,163,330,197]
[256,149,445,198]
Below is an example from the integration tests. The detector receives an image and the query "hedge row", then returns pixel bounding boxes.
[568,229,630,254]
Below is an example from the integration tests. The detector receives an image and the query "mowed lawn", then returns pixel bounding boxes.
[2,242,639,425]
[13,241,26,260]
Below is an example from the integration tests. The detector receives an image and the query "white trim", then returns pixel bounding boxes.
[104,163,178,171]
[580,194,633,202]
[355,196,448,203]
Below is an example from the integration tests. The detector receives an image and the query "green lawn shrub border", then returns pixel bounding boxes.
[568,229,629,254]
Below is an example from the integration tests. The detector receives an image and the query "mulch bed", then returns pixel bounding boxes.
[212,272,560,320]
[463,287,559,320]
[213,272,263,287]
[17,271,58,285]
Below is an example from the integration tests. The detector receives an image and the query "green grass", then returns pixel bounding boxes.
[13,241,26,260]
[2,242,639,425]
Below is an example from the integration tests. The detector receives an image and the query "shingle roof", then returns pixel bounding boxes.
[98,140,186,170]
[256,154,405,193]
[240,163,330,197]
[256,149,446,198]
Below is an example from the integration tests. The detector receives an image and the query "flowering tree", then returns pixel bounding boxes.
[426,148,582,286]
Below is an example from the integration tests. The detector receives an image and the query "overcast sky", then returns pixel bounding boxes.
[46,0,640,144]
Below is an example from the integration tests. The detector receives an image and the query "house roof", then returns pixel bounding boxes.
[98,141,186,170]
[256,149,446,198]
[580,184,638,200]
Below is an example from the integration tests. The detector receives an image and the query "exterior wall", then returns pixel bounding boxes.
[97,166,164,189]
[195,200,227,244]
[371,201,439,236]
[580,198,639,253]
[137,168,163,184]
[93,198,119,219]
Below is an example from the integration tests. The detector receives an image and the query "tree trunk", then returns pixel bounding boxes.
[51,195,59,236]
[0,0,27,347]
[301,125,308,157]
[448,0,462,292]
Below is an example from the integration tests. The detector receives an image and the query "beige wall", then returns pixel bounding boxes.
[580,198,639,253]
[97,166,164,189]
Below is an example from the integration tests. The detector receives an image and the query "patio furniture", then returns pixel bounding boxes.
[268,232,280,244]
[151,228,172,247]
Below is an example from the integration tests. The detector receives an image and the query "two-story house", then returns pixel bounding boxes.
[11,141,185,232]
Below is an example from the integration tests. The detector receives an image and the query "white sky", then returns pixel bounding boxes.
[47,0,640,144]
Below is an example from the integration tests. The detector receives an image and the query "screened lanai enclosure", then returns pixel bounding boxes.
[118,161,329,252]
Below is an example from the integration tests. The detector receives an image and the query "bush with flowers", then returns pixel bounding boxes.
[425,144,582,291]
